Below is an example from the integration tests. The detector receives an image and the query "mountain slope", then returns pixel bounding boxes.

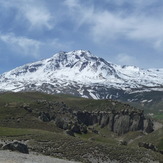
[0,50,163,100]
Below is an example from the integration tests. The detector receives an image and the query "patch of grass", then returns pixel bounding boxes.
[129,127,163,151]
[0,127,32,137]
[119,131,145,144]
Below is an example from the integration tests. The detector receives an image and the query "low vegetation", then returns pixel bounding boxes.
[0,92,162,163]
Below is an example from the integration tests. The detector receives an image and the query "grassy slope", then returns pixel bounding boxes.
[0,92,162,163]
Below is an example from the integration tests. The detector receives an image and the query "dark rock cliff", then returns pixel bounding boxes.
[23,100,153,135]
[75,109,145,135]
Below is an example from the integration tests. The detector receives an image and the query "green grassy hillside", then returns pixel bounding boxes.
[0,92,162,163]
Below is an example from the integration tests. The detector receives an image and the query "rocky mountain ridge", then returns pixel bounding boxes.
[0,50,163,101]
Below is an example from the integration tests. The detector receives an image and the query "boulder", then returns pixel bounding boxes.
[71,123,81,133]
[3,142,29,154]
[119,140,127,146]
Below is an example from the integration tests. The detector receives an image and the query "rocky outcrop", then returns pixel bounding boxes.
[144,118,154,133]
[74,109,147,135]
[2,142,29,154]
[23,100,154,135]
[39,112,51,122]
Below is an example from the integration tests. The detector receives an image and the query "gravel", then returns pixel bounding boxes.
[0,150,79,163]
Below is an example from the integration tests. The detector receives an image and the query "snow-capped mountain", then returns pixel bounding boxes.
[0,50,163,100]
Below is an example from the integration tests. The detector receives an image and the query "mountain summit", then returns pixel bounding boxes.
[0,50,163,99]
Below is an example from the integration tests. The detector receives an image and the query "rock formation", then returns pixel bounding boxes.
[22,100,154,135]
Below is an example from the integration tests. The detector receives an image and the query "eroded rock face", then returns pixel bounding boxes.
[26,100,153,135]
[72,110,150,135]
[99,113,110,128]
[76,111,98,126]
[144,118,154,133]
[113,115,130,135]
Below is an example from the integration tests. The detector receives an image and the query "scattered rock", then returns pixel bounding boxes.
[138,142,158,152]
[88,127,99,134]
[23,104,32,113]
[119,140,127,146]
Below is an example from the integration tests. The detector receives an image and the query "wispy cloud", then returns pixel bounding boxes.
[0,0,54,30]
[0,32,73,58]
[63,0,94,30]
[22,4,53,30]
[64,0,163,51]
[115,53,138,66]
[0,33,42,58]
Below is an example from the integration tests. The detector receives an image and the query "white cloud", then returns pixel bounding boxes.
[63,0,94,30]
[0,33,42,58]
[154,40,163,52]
[64,0,163,51]
[0,0,54,30]
[115,53,137,65]
[64,0,79,8]
[104,0,157,8]
[21,3,53,30]
[91,11,131,41]
[0,32,73,58]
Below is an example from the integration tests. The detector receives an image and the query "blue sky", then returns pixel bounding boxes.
[0,0,163,74]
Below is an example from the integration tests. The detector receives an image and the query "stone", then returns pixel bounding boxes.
[71,123,81,133]
[119,140,127,146]
[3,142,29,154]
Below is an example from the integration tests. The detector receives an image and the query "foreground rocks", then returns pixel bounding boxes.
[2,141,29,154]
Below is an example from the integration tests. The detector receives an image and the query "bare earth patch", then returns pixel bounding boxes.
[0,150,79,163]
